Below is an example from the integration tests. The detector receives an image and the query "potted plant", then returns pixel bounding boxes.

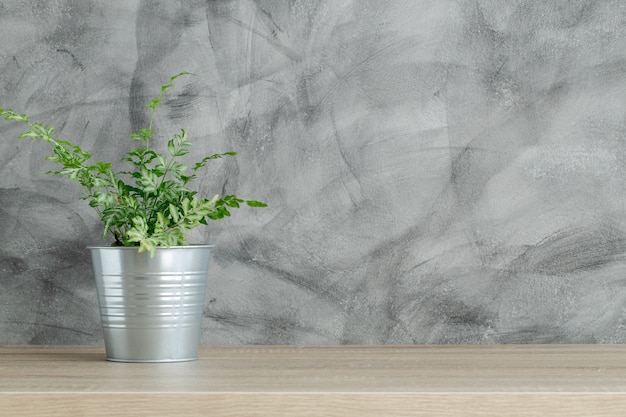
[0,72,266,362]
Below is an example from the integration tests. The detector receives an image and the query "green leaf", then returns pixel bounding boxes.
[223,195,242,208]
[182,197,190,215]
[169,71,194,83]
[246,200,268,207]
[130,128,153,143]
[146,72,193,111]
[168,203,180,223]
[192,152,237,172]
[18,130,41,139]
[138,168,159,192]
[146,97,161,110]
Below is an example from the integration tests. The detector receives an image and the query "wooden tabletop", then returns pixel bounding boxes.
[1,345,626,416]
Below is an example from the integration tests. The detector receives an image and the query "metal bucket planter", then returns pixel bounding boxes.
[88,245,213,363]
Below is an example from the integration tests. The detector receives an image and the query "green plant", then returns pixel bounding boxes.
[0,72,266,257]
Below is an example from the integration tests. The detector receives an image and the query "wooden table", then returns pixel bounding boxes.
[1,345,626,416]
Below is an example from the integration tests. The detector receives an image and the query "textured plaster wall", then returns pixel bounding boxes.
[1,0,626,344]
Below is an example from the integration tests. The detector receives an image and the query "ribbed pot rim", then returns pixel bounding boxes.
[87,244,214,250]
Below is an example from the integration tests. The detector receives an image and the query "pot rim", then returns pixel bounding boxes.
[87,244,214,250]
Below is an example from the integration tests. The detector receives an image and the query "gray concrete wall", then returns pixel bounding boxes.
[1,0,626,344]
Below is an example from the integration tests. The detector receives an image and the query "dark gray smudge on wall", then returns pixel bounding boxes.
[1,0,626,344]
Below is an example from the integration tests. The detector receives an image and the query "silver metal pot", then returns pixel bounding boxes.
[88,245,213,362]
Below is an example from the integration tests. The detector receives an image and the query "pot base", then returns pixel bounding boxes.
[105,356,198,363]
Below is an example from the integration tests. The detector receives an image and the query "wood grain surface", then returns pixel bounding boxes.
[1,345,626,416]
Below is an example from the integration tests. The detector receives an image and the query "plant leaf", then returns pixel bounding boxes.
[246,200,268,207]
